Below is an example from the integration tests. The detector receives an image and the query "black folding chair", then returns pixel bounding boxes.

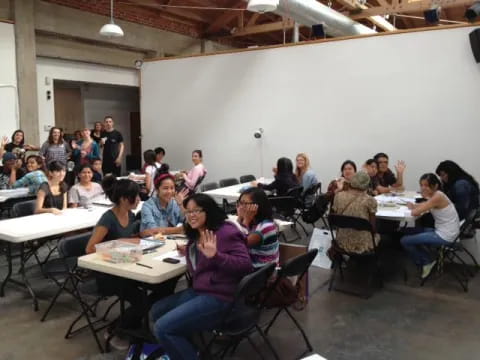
[269,196,306,242]
[240,175,256,183]
[219,178,239,188]
[301,192,329,230]
[301,182,322,208]
[421,209,479,292]
[202,263,278,360]
[263,249,318,359]
[201,182,219,192]
[327,214,383,298]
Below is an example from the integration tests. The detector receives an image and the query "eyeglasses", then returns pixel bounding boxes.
[236,200,256,207]
[185,208,204,217]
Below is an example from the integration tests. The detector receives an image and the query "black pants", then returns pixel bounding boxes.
[95,273,181,330]
[102,160,121,177]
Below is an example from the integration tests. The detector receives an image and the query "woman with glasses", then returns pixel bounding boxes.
[140,164,189,236]
[150,193,253,360]
[236,187,279,268]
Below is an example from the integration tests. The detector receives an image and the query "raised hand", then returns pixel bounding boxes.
[175,188,189,206]
[198,230,217,258]
[242,204,258,227]
[1,136,9,147]
[395,160,406,174]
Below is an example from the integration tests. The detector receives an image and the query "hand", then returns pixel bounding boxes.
[114,158,121,166]
[175,188,189,206]
[395,160,406,174]
[71,140,77,149]
[14,159,23,170]
[406,202,415,210]
[251,181,258,187]
[272,167,277,175]
[80,150,87,157]
[1,136,9,147]
[198,230,217,258]
[140,228,160,237]
[24,144,33,151]
[176,243,187,257]
[336,177,345,192]
[51,208,62,215]
[242,204,258,226]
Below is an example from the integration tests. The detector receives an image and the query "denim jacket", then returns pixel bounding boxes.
[140,196,184,231]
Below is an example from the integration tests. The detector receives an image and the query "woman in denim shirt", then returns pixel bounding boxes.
[140,166,189,236]
[436,160,479,220]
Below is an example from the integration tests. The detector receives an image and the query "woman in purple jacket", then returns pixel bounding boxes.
[150,193,253,360]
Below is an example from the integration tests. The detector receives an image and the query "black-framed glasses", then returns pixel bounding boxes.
[236,200,256,207]
[185,208,204,217]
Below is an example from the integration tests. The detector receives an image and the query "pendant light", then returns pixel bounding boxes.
[99,0,124,37]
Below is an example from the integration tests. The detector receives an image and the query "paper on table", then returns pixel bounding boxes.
[153,250,186,265]
[139,239,165,250]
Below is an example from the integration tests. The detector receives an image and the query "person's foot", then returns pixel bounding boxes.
[104,330,130,351]
[421,260,437,279]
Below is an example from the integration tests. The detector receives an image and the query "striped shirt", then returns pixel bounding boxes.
[39,141,71,166]
[248,220,279,268]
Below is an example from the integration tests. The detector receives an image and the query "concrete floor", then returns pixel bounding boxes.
[1,228,480,360]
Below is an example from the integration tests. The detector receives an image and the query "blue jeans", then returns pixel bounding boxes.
[400,228,450,265]
[150,288,231,360]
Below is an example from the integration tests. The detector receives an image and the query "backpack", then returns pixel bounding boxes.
[125,343,167,360]
[301,193,329,224]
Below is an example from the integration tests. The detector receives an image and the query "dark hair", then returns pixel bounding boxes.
[48,127,63,145]
[104,116,113,121]
[435,160,479,191]
[93,122,103,131]
[154,163,175,189]
[193,150,203,158]
[77,164,93,173]
[102,175,139,205]
[365,158,377,166]
[183,193,227,241]
[277,157,294,176]
[26,155,45,173]
[341,160,357,173]
[47,160,65,173]
[420,173,442,190]
[11,129,25,146]
[373,153,389,161]
[239,187,273,223]
[143,149,156,166]
[90,157,102,164]
[154,147,166,156]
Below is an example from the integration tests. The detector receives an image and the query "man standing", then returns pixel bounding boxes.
[101,116,124,176]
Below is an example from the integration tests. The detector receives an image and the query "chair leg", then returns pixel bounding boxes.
[284,308,313,353]
[328,261,338,291]
[264,308,283,335]
[246,335,266,360]
[41,276,71,322]
[256,325,280,360]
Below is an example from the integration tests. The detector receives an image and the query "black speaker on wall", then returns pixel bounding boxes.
[469,28,480,63]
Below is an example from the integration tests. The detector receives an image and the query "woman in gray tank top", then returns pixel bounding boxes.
[401,173,460,279]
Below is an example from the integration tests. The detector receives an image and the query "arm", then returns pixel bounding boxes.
[211,231,253,274]
[35,188,61,215]
[451,181,471,219]
[391,161,406,190]
[68,187,79,208]
[88,142,100,162]
[62,192,68,210]
[238,204,262,247]
[258,179,278,192]
[12,172,29,188]
[145,172,153,195]
[407,193,443,217]
[86,226,109,254]
[183,166,203,189]
[376,184,391,194]
[115,142,124,166]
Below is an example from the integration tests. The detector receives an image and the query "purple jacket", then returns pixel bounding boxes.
[187,221,253,302]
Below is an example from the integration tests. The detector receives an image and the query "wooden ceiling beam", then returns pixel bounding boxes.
[228,19,295,37]
[124,0,211,23]
[336,0,397,31]
[204,1,246,34]
[349,0,473,19]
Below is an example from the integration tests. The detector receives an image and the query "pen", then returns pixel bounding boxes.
[136,263,153,269]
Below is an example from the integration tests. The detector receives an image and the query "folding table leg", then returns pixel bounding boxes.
[19,243,39,311]
[0,242,12,297]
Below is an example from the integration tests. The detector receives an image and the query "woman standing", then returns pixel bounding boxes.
[72,128,100,167]
[10,155,47,194]
[401,173,460,279]
[0,130,39,162]
[68,164,103,208]
[39,127,72,166]
[91,122,104,144]
[35,161,68,215]
[150,194,252,360]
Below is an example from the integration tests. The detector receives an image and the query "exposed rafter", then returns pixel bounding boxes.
[335,0,397,31]
[228,19,295,37]
[204,0,246,34]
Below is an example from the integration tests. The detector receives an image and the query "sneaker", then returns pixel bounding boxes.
[109,335,130,351]
[421,260,437,279]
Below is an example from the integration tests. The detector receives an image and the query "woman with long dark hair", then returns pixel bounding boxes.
[401,173,460,279]
[150,193,252,360]
[10,155,47,194]
[255,157,298,196]
[35,160,68,214]
[435,160,479,220]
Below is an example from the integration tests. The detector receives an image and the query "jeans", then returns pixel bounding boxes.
[400,228,450,265]
[150,288,231,360]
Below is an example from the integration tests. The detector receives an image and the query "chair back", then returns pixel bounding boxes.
[12,200,36,218]
[302,183,322,203]
[328,214,377,252]
[454,208,478,243]
[240,175,256,183]
[278,249,318,280]
[58,232,92,258]
[286,185,304,199]
[219,178,239,188]
[269,196,297,218]
[301,193,329,224]
[201,182,219,192]
[232,263,276,305]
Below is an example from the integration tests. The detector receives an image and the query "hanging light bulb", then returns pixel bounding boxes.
[99,0,124,37]
[247,0,279,13]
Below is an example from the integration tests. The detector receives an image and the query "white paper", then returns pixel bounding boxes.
[153,250,186,265]
[308,228,333,269]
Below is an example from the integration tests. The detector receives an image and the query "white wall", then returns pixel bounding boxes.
[141,26,480,189]
[0,22,18,139]
[36,57,138,144]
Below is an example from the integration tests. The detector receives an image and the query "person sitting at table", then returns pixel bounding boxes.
[0,129,39,161]
[35,160,68,215]
[254,157,298,196]
[331,171,380,254]
[71,128,100,168]
[85,176,145,348]
[140,165,189,236]
[295,153,319,205]
[236,187,279,268]
[0,153,24,190]
[372,153,406,194]
[143,149,159,197]
[435,160,479,221]
[10,155,47,194]
[39,127,72,166]
[326,160,357,203]
[155,147,165,168]
[363,159,379,196]
[150,193,253,360]
[401,173,460,279]
[91,158,103,184]
[181,150,207,194]
[68,164,103,208]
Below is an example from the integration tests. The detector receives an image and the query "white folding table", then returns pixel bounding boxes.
[202,179,274,203]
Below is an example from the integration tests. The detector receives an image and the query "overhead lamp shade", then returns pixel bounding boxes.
[247,0,279,13]
[99,23,124,37]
